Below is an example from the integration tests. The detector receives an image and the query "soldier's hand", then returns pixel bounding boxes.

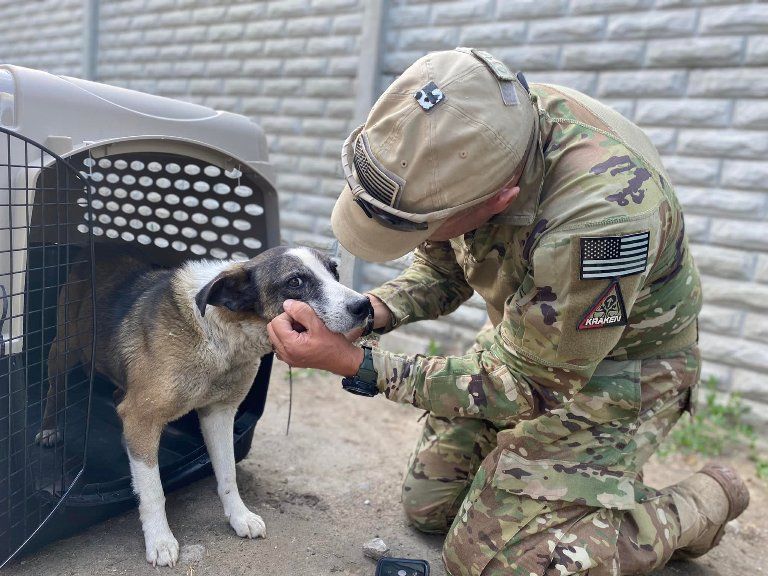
[267,299,364,377]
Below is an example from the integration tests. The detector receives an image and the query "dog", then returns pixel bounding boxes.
[37,245,373,566]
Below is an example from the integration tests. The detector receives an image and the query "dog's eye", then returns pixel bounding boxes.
[288,277,303,288]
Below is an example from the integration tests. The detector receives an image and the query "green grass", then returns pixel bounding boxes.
[426,339,444,356]
[660,377,767,481]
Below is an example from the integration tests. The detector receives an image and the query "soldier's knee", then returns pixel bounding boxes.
[401,477,465,534]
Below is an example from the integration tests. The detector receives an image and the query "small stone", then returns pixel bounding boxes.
[364,499,371,505]
[180,544,205,563]
[725,520,741,536]
[363,537,390,560]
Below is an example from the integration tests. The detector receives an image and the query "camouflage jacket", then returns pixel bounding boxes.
[367,83,702,510]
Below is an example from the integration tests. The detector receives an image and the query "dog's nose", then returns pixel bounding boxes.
[347,298,372,318]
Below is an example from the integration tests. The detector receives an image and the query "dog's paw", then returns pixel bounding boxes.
[35,428,63,447]
[229,509,266,539]
[145,533,179,567]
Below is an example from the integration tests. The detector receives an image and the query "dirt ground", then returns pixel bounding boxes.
[9,363,767,576]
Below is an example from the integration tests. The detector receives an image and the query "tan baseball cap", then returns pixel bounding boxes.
[332,47,538,263]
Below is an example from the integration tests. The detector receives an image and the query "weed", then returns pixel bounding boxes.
[426,339,444,356]
[660,377,766,480]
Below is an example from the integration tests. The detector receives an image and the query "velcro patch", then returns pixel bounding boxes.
[499,81,518,106]
[580,231,649,280]
[578,280,627,330]
[470,48,515,81]
[414,81,445,112]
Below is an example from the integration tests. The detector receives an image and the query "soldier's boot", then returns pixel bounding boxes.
[668,463,750,560]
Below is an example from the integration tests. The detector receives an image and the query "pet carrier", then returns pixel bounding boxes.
[0,65,280,566]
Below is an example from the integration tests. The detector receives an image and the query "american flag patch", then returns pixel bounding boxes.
[580,232,649,280]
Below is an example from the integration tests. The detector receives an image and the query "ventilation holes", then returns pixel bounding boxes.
[223,201,240,213]
[78,154,267,260]
[213,183,230,195]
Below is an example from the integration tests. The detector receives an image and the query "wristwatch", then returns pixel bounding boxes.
[341,346,379,397]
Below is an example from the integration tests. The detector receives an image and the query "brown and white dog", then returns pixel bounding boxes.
[37,245,372,566]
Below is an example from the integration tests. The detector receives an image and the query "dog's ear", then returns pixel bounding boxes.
[195,269,258,317]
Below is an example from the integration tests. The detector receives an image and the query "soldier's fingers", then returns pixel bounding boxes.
[283,299,325,333]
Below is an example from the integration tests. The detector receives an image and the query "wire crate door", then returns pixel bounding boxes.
[0,127,95,567]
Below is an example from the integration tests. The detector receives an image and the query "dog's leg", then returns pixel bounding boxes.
[121,409,179,567]
[198,404,266,539]
[37,329,71,447]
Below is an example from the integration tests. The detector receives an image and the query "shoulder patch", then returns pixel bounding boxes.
[414,81,445,112]
[578,280,627,331]
[580,231,649,280]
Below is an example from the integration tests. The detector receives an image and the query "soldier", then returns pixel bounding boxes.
[267,48,750,575]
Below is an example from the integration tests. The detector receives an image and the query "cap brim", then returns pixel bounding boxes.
[331,185,443,263]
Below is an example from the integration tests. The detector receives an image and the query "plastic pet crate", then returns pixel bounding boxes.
[0,65,280,566]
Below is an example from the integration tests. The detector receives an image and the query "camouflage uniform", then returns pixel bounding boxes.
[368,83,702,575]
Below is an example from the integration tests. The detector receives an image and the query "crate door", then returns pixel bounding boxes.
[0,127,95,567]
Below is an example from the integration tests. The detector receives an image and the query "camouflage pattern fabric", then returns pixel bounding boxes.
[405,348,699,575]
[366,83,704,573]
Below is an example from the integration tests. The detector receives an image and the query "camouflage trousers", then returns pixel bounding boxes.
[401,348,700,575]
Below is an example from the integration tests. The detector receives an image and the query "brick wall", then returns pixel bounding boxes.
[96,0,365,251]
[1,0,767,415]
[0,0,84,76]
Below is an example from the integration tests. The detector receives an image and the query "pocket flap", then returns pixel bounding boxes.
[492,450,637,510]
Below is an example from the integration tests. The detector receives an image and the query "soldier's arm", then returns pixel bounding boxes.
[367,240,474,331]
[371,228,656,425]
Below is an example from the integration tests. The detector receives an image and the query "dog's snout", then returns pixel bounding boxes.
[347,297,372,318]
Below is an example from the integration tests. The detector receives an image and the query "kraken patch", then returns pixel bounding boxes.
[414,81,445,112]
[578,280,627,330]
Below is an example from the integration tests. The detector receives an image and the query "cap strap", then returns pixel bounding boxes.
[469,48,515,81]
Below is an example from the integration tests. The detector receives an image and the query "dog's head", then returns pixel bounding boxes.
[194,246,373,333]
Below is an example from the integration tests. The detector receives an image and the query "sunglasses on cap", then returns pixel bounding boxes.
[353,197,428,231]
[341,123,536,233]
